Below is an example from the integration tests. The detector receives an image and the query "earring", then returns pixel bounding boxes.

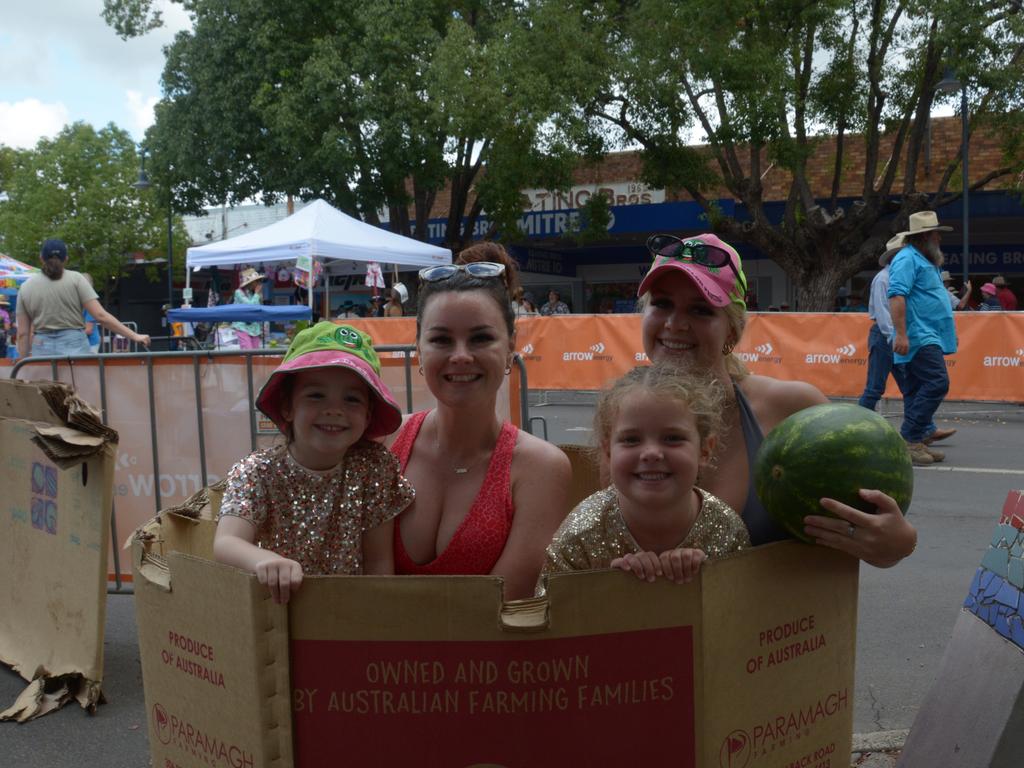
[418,366,424,376]
[504,365,512,375]
[722,340,736,356]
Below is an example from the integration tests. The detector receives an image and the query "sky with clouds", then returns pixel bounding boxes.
[0,0,191,150]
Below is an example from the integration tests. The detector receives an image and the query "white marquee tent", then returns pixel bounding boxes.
[185,199,451,306]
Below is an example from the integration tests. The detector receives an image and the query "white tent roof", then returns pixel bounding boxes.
[185,198,451,269]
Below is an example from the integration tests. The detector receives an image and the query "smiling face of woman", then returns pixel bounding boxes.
[641,271,736,374]
[417,290,515,407]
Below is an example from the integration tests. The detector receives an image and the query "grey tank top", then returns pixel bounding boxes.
[734,384,791,546]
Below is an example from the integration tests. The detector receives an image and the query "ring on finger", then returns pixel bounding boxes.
[847,523,856,538]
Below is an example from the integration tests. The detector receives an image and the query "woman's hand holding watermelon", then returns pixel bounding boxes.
[804,489,918,568]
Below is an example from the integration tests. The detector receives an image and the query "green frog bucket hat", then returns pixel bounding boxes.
[256,321,402,438]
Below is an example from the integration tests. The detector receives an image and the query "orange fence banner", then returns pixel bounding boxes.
[346,313,1024,401]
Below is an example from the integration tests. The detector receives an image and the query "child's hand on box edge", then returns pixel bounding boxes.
[255,556,303,604]
[610,551,663,582]
[659,547,707,584]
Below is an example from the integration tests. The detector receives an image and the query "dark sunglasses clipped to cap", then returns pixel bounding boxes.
[418,262,506,283]
[645,234,744,289]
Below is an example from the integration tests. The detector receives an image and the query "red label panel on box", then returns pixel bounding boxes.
[291,627,695,767]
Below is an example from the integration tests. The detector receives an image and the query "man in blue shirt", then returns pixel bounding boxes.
[887,212,959,466]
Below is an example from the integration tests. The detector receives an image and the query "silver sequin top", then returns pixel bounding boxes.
[219,442,414,575]
[543,486,750,575]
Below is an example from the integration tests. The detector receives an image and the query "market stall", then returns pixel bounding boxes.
[167,304,312,349]
[184,199,451,310]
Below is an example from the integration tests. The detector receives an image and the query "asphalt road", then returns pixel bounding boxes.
[2,395,1022,766]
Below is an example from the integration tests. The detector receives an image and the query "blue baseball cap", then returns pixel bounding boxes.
[40,239,68,261]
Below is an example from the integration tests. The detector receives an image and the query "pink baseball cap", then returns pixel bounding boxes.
[638,233,748,309]
[981,282,998,296]
[256,322,403,439]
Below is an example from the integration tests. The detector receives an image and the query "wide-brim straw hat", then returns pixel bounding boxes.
[895,211,952,239]
[238,268,265,289]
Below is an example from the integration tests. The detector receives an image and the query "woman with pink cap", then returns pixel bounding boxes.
[214,322,414,603]
[637,233,917,567]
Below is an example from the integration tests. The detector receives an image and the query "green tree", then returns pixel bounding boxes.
[544,0,1024,309]
[106,0,601,252]
[0,123,185,298]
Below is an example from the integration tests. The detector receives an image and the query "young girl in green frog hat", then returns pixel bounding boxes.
[214,321,414,603]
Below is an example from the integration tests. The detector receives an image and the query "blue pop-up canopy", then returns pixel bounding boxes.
[167,304,312,323]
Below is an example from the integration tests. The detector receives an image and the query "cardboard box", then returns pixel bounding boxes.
[0,378,118,721]
[134,501,858,767]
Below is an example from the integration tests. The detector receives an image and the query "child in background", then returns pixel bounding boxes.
[543,364,749,585]
[214,322,414,603]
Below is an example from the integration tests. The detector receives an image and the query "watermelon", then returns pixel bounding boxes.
[753,403,913,543]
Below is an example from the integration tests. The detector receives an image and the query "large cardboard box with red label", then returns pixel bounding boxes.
[133,492,858,768]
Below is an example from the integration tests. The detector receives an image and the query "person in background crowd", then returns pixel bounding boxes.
[939,271,971,310]
[540,289,570,315]
[336,301,359,320]
[17,238,150,358]
[638,231,916,567]
[81,273,101,352]
[231,268,265,348]
[888,212,958,467]
[383,285,406,317]
[993,275,1017,311]
[979,282,1003,311]
[512,287,539,317]
[858,237,956,450]
[387,241,571,600]
[368,295,384,318]
[0,295,11,358]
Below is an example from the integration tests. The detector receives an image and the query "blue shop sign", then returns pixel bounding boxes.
[943,246,1024,274]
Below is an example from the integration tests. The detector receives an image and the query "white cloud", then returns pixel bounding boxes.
[0,100,70,149]
[126,90,160,136]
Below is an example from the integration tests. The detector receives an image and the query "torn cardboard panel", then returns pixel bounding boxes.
[0,378,117,720]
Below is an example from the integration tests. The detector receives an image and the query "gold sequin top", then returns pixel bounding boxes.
[543,486,750,575]
[219,442,414,575]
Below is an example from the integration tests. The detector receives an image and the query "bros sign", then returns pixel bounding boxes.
[523,182,665,212]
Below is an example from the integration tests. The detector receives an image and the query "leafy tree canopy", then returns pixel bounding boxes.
[540,0,1024,307]
[0,123,187,296]
[106,0,602,250]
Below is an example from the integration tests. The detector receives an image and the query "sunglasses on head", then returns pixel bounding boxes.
[418,262,506,283]
[645,234,745,290]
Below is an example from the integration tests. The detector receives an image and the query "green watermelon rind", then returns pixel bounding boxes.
[753,403,914,544]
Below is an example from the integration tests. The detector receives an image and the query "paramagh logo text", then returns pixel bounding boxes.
[564,342,613,362]
[984,348,1024,367]
[805,345,864,366]
[153,703,255,768]
[737,342,781,364]
[747,689,849,754]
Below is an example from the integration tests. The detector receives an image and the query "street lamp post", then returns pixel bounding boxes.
[937,69,970,286]
[132,150,174,310]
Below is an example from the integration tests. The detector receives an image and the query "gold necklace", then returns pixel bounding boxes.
[433,419,498,475]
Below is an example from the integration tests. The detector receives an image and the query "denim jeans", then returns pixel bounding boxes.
[898,344,950,443]
[31,328,92,357]
[858,324,902,410]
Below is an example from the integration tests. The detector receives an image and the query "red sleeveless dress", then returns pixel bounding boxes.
[390,411,517,575]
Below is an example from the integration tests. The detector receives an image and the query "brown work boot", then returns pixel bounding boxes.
[924,427,957,445]
[926,445,945,462]
[905,442,935,466]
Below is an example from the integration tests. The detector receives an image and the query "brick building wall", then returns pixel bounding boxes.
[422,116,1014,219]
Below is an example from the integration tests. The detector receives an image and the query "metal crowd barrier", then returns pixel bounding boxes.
[11,347,530,593]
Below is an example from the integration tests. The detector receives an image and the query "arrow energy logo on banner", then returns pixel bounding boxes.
[805,343,863,366]
[563,342,612,362]
[984,348,1024,367]
[737,341,781,364]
